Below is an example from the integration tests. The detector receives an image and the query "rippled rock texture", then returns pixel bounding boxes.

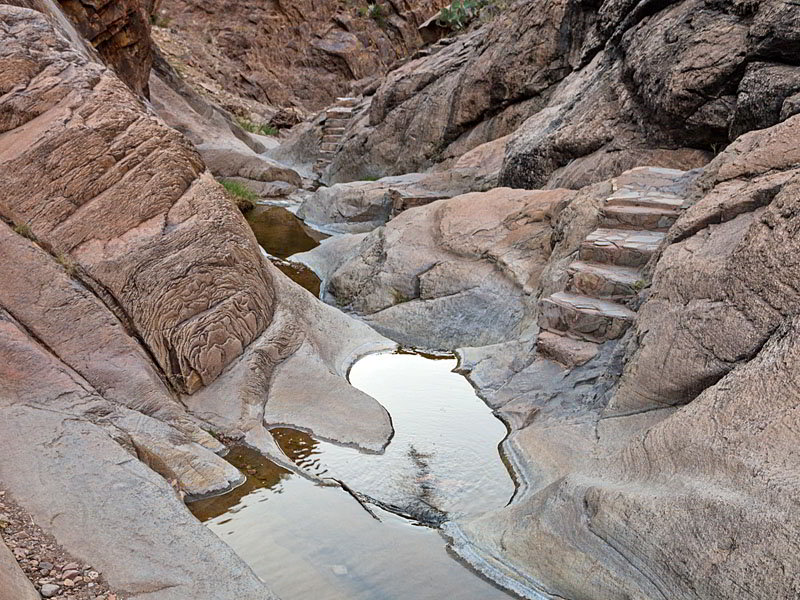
[0,5,393,599]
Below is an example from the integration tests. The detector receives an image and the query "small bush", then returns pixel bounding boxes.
[368,3,385,22]
[150,13,172,28]
[55,252,78,277]
[219,179,258,212]
[236,117,279,137]
[437,0,493,29]
[12,222,36,241]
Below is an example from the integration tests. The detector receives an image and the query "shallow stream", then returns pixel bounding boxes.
[189,351,517,600]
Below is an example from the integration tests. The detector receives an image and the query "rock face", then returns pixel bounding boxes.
[0,537,40,600]
[152,0,450,112]
[56,0,153,96]
[331,0,800,188]
[297,187,576,349]
[0,4,394,598]
[449,118,800,599]
[295,134,510,232]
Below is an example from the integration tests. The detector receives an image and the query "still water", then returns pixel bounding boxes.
[246,204,326,295]
[189,351,516,600]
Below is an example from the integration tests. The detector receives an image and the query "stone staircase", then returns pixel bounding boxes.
[537,167,688,357]
[314,96,359,175]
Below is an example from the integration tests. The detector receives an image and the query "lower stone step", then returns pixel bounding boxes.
[322,135,341,144]
[579,228,664,267]
[566,260,642,299]
[601,205,679,231]
[320,142,338,152]
[325,118,350,129]
[538,291,636,343]
[537,331,599,368]
[324,127,346,135]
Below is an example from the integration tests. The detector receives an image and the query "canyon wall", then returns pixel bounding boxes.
[329,0,799,187]
[153,0,450,114]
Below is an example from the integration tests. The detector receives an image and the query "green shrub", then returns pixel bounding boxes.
[219,179,258,212]
[236,117,279,137]
[437,0,492,29]
[12,222,36,241]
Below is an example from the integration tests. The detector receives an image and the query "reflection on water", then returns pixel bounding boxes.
[188,351,517,600]
[246,205,326,295]
[297,351,515,521]
[191,447,291,522]
[246,205,327,259]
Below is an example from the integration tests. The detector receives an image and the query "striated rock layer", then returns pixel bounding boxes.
[153,0,450,113]
[330,0,800,187]
[0,5,394,599]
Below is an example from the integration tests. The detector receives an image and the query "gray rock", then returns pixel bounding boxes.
[40,583,60,598]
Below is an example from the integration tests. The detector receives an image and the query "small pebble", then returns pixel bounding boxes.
[40,583,60,598]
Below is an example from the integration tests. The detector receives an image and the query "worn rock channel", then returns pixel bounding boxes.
[189,207,521,600]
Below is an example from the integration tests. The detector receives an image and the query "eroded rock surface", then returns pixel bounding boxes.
[298,187,576,349]
[0,5,394,597]
[331,0,800,188]
[450,115,800,600]
[152,0,449,112]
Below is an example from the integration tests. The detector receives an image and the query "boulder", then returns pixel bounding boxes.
[298,187,575,349]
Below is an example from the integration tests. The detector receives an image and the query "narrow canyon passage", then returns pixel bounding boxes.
[189,351,517,600]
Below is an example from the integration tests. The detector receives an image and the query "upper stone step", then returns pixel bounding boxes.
[605,189,684,210]
[323,127,346,135]
[566,260,642,299]
[327,107,353,118]
[322,134,342,144]
[580,228,664,267]
[539,291,636,343]
[611,166,688,194]
[335,97,359,107]
[601,205,680,231]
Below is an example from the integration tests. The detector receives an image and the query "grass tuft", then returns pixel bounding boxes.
[236,117,279,137]
[219,179,258,212]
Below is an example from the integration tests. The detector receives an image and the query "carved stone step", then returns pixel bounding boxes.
[538,292,636,343]
[325,118,350,129]
[579,228,664,267]
[320,142,338,152]
[324,127,346,135]
[327,106,354,117]
[611,167,688,194]
[336,97,359,107]
[319,149,335,157]
[566,261,642,299]
[537,331,599,367]
[605,189,684,210]
[601,205,679,231]
[322,135,342,144]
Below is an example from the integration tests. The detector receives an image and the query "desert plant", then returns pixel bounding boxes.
[12,222,36,241]
[437,0,491,29]
[236,117,279,137]
[219,179,258,212]
[366,2,386,25]
[55,252,78,277]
